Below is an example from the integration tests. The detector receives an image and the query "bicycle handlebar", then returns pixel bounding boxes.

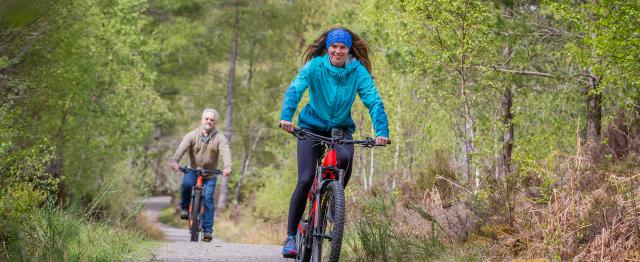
[179,166,223,175]
[290,127,391,147]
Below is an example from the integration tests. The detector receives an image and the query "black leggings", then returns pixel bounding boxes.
[287,129,354,236]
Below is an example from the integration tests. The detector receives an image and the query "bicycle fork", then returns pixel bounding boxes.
[311,168,344,241]
[189,190,203,219]
[189,176,204,226]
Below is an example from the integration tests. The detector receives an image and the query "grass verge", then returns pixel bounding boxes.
[158,206,184,228]
[214,206,285,245]
[2,203,155,261]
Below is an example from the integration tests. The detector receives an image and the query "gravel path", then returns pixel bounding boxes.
[144,196,289,262]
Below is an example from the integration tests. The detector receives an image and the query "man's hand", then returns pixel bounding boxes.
[375,136,389,145]
[170,162,180,172]
[223,168,232,177]
[280,120,294,132]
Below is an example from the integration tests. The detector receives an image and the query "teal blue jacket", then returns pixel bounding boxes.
[280,54,389,137]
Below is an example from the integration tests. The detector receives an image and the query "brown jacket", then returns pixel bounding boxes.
[171,127,232,175]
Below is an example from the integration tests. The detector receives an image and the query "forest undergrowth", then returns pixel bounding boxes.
[217,117,640,261]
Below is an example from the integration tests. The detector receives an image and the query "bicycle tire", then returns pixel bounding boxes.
[312,181,345,262]
[296,220,312,262]
[190,190,202,242]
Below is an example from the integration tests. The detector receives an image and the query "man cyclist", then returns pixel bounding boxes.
[170,108,232,242]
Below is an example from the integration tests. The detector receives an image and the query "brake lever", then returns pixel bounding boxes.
[359,137,391,147]
[360,137,376,148]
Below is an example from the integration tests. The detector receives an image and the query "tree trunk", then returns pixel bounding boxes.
[460,70,477,189]
[458,1,478,189]
[233,128,263,205]
[218,4,240,211]
[501,85,514,179]
[493,111,500,181]
[585,5,602,145]
[232,44,258,206]
[501,83,516,227]
[49,99,71,205]
[499,42,514,182]
[586,72,601,144]
[460,129,470,183]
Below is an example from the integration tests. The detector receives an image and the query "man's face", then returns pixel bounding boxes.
[201,112,216,131]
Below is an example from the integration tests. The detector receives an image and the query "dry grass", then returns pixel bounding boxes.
[394,189,478,244]
[132,212,164,240]
[348,130,640,261]
[214,205,286,245]
[498,162,640,261]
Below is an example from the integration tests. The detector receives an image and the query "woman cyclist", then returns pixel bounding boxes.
[279,27,390,258]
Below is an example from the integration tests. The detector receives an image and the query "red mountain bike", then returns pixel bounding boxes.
[179,166,222,242]
[289,128,388,262]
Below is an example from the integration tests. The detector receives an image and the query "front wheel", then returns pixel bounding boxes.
[190,190,202,242]
[312,181,345,262]
[295,220,312,262]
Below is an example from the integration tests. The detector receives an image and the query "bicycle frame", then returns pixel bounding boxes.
[188,175,205,229]
[291,127,389,261]
[297,144,343,261]
[299,146,342,234]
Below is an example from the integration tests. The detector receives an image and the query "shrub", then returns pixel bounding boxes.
[497,161,640,260]
[253,166,296,221]
[346,193,446,261]
[20,201,145,261]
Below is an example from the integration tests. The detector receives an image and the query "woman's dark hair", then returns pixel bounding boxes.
[302,27,372,75]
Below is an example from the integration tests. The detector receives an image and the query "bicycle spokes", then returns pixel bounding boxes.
[320,193,335,259]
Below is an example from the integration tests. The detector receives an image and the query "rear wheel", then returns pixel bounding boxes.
[312,181,345,262]
[190,190,202,242]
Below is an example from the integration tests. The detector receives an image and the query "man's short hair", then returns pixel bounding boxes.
[202,108,219,120]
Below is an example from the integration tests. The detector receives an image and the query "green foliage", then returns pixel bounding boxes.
[0,56,8,68]
[253,165,296,221]
[159,206,182,228]
[1,0,170,257]
[1,0,639,259]
[0,185,45,258]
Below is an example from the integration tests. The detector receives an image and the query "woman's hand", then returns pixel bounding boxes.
[280,120,294,132]
[375,136,389,145]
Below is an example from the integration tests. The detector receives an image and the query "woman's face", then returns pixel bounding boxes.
[328,43,349,67]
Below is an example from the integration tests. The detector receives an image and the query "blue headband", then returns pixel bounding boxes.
[326,29,352,49]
